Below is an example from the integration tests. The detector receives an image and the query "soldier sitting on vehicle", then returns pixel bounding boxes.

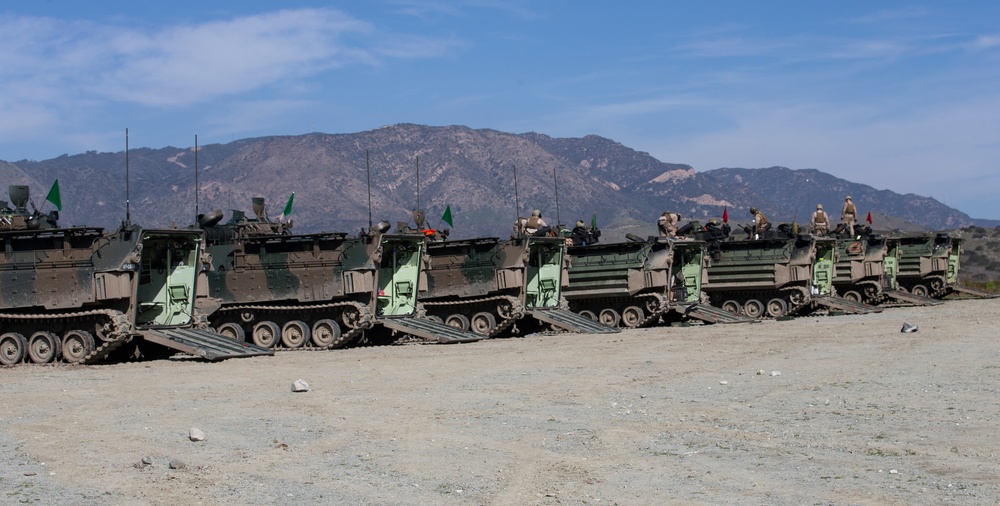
[811,204,830,236]
[524,210,549,236]
[658,211,682,238]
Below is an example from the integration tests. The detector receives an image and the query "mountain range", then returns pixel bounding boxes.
[1,124,991,240]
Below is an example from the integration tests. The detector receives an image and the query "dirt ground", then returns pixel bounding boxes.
[2,298,999,505]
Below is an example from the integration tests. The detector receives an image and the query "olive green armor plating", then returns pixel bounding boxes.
[833,231,889,304]
[888,232,961,298]
[0,185,259,366]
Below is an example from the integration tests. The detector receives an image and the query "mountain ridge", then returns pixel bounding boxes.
[1,124,986,239]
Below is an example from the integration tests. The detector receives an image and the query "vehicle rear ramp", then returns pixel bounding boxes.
[949,285,999,299]
[379,316,485,344]
[528,308,621,334]
[812,296,882,314]
[885,290,943,306]
[139,328,274,360]
[681,303,757,324]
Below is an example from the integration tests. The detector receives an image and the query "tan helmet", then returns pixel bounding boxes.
[749,207,758,214]
[845,196,852,201]
[531,209,541,217]
[576,220,585,227]
[816,204,823,210]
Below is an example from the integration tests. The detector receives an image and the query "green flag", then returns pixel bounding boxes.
[441,205,453,227]
[591,212,597,230]
[45,180,62,211]
[278,192,294,220]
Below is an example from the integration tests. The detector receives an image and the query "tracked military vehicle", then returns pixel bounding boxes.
[889,232,964,298]
[689,221,877,317]
[0,185,270,366]
[196,200,481,349]
[831,226,890,304]
[563,235,751,327]
[419,235,617,336]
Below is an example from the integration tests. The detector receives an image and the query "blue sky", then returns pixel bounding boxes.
[2,1,998,218]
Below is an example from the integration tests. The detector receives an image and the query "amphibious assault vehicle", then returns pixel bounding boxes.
[831,226,890,304]
[196,200,482,350]
[689,222,877,317]
[419,235,617,336]
[0,185,270,366]
[563,235,751,327]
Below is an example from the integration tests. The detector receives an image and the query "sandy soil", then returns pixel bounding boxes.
[2,298,999,505]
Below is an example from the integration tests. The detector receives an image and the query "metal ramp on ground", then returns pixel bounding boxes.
[813,296,882,314]
[139,328,274,360]
[528,308,621,334]
[681,303,757,324]
[885,289,943,306]
[379,316,485,344]
[949,285,999,299]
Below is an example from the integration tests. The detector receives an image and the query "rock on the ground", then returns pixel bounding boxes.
[292,379,310,392]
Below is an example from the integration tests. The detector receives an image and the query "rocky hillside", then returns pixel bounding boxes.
[1,124,981,239]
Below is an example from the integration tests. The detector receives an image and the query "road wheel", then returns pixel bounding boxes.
[743,299,765,319]
[621,306,645,328]
[62,330,95,364]
[470,312,497,335]
[843,291,862,302]
[217,323,245,342]
[578,310,597,321]
[252,321,280,348]
[721,300,742,315]
[445,314,470,331]
[28,331,61,364]
[598,308,621,327]
[0,332,27,366]
[911,285,929,297]
[311,319,342,348]
[765,298,788,318]
[281,320,310,348]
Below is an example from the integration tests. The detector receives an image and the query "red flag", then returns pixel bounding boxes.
[722,208,729,224]
[866,211,872,225]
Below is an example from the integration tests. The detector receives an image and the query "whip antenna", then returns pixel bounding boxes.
[553,166,561,227]
[513,164,520,223]
[194,134,199,224]
[416,155,420,212]
[125,128,131,226]
[366,149,373,231]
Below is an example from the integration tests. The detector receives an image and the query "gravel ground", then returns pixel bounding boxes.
[2,298,999,505]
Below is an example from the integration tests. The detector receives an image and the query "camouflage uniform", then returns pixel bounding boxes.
[751,208,768,236]
[811,204,829,236]
[657,212,681,238]
[841,196,857,233]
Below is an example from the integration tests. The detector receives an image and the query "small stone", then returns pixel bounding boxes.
[901,322,918,333]
[168,459,186,470]
[719,380,728,385]
[770,371,781,377]
[292,379,311,392]
[889,469,898,474]
[757,370,765,375]
[142,456,153,465]
[24,472,36,476]
[189,427,206,442]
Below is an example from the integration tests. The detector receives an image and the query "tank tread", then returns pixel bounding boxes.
[216,300,373,350]
[636,293,670,327]
[0,309,130,365]
[422,295,525,338]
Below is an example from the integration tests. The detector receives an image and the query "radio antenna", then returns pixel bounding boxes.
[415,155,420,211]
[194,134,199,224]
[553,165,561,227]
[366,149,373,231]
[125,128,131,226]
[512,164,520,223]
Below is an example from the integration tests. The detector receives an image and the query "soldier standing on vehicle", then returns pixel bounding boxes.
[811,204,829,236]
[658,211,682,238]
[750,207,768,237]
[841,196,857,234]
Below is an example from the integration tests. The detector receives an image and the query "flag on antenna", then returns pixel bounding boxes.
[722,207,728,224]
[278,192,294,221]
[591,212,598,230]
[442,205,453,227]
[45,180,62,211]
[866,211,872,225]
